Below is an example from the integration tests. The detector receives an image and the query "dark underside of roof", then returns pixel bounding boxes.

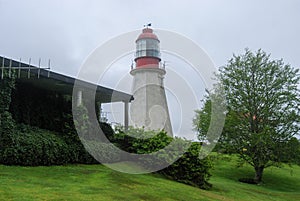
[0,56,133,103]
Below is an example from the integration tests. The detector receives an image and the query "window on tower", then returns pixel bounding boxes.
[135,39,160,58]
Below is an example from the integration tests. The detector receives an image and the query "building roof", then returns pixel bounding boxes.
[0,55,133,103]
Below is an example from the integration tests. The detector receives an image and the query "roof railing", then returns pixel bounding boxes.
[0,56,51,79]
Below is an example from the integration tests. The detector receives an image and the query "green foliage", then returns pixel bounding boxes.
[0,70,16,153]
[0,102,119,166]
[0,124,70,166]
[99,122,115,141]
[113,126,172,153]
[193,85,227,155]
[0,111,16,149]
[160,142,213,190]
[0,69,15,113]
[1,94,118,166]
[279,137,300,165]
[194,99,211,142]
[0,120,123,166]
[195,48,300,183]
[113,127,213,189]
[0,66,124,166]
[70,104,119,163]
[73,104,91,138]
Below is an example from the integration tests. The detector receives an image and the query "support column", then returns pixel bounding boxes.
[124,101,129,131]
[76,90,82,106]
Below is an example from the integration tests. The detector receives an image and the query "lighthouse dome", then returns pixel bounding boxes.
[136,28,159,41]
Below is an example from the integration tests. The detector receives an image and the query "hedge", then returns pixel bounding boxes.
[0,123,119,166]
[113,127,213,189]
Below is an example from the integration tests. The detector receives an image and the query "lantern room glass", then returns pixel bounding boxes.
[136,38,160,58]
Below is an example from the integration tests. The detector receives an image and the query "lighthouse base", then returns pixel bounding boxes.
[130,68,173,137]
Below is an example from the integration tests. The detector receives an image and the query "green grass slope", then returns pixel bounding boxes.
[209,154,300,201]
[0,164,220,201]
[0,155,299,201]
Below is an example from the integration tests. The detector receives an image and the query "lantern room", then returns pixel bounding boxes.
[134,28,161,68]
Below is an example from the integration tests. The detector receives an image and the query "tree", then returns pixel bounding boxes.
[195,49,300,183]
[194,98,238,153]
[280,137,300,165]
[194,98,212,142]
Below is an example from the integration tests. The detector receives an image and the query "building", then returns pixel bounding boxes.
[0,55,133,130]
[130,27,173,136]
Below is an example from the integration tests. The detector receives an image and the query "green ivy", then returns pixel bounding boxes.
[0,69,15,113]
[0,69,16,151]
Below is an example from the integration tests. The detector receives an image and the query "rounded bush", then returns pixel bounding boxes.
[113,127,213,189]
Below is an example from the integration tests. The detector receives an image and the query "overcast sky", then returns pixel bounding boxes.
[1,0,299,139]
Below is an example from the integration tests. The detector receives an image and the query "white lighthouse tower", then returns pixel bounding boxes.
[130,26,173,137]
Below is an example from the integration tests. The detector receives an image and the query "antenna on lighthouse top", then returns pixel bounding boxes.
[144,23,152,28]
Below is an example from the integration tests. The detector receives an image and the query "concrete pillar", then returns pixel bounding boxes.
[76,90,82,106]
[124,101,129,131]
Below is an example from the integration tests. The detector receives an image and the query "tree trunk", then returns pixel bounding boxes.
[254,166,264,183]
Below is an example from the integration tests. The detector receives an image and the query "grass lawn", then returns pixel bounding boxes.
[209,154,300,201]
[0,155,299,201]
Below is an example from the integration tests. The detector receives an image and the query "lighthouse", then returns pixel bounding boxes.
[130,26,173,137]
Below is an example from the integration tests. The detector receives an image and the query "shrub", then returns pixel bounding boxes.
[0,120,119,166]
[99,122,115,142]
[0,124,97,166]
[0,125,71,166]
[113,127,172,152]
[160,141,213,190]
[113,127,213,189]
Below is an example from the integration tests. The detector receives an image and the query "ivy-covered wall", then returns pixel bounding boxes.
[0,70,16,149]
[1,75,115,166]
[0,72,15,113]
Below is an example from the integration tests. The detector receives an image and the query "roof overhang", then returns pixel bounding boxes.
[0,56,133,103]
